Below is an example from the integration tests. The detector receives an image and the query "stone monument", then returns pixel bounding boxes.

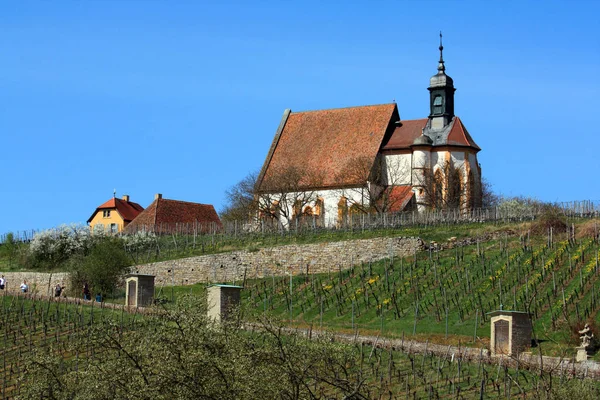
[576,323,594,362]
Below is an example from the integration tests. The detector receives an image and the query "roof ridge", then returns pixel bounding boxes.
[292,103,396,114]
[454,116,481,150]
[453,116,469,144]
[160,198,213,207]
[399,117,429,122]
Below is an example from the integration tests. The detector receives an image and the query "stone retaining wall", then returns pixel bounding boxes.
[0,272,70,296]
[133,237,424,286]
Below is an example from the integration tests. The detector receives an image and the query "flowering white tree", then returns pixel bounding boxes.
[28,224,92,270]
[123,231,157,263]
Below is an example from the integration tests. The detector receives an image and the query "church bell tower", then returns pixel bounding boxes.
[428,33,455,130]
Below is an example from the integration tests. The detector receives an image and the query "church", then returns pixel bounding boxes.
[256,36,482,227]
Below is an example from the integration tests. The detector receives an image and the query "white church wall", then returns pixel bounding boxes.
[258,187,367,228]
[382,154,412,185]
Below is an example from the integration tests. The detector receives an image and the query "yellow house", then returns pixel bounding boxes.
[87,195,144,234]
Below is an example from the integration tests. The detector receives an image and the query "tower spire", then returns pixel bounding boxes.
[428,32,455,129]
[438,31,445,72]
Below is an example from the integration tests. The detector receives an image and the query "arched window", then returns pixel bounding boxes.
[337,197,348,227]
[433,169,444,208]
[292,200,302,219]
[315,198,324,216]
[315,197,325,227]
[455,170,466,211]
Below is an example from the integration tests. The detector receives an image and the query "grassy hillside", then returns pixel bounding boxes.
[241,222,600,358]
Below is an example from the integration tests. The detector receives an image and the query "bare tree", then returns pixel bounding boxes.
[220,171,259,222]
[415,160,475,211]
[333,154,413,217]
[256,166,325,229]
[481,177,499,208]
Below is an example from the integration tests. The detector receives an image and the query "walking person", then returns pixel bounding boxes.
[0,275,5,290]
[54,283,63,298]
[20,280,28,293]
[83,282,91,300]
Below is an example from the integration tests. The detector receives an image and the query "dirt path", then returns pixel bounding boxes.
[281,325,600,380]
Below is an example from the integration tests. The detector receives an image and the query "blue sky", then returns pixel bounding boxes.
[1,0,599,234]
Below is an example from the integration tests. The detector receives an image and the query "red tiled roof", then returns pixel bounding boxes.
[87,198,144,223]
[125,198,222,232]
[447,117,480,150]
[382,116,480,151]
[387,185,414,212]
[381,119,428,151]
[258,104,398,191]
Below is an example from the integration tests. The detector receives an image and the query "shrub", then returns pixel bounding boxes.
[575,219,600,239]
[69,236,131,298]
[531,203,567,235]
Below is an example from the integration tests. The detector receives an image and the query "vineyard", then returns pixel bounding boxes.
[0,295,139,398]
[1,295,598,399]
[242,229,600,357]
[2,218,600,397]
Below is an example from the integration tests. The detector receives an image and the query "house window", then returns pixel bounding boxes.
[433,95,443,114]
[103,210,111,218]
[110,223,118,233]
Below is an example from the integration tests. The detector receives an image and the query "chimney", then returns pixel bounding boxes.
[122,195,130,202]
[155,193,162,200]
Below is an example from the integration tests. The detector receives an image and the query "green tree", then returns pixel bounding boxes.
[0,232,18,268]
[70,236,131,298]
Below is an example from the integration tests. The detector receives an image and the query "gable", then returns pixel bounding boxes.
[257,103,398,191]
[87,198,144,223]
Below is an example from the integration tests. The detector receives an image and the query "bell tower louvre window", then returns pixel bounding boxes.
[432,95,443,115]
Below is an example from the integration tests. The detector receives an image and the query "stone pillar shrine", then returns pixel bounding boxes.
[125,274,155,307]
[207,284,243,322]
[488,310,532,356]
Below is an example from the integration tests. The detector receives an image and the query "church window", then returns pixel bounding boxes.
[292,200,302,219]
[314,198,324,216]
[433,95,443,114]
[303,206,314,216]
[337,197,348,227]
[433,169,444,208]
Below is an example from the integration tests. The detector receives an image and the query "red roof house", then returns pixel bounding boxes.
[125,194,222,234]
[87,195,144,234]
